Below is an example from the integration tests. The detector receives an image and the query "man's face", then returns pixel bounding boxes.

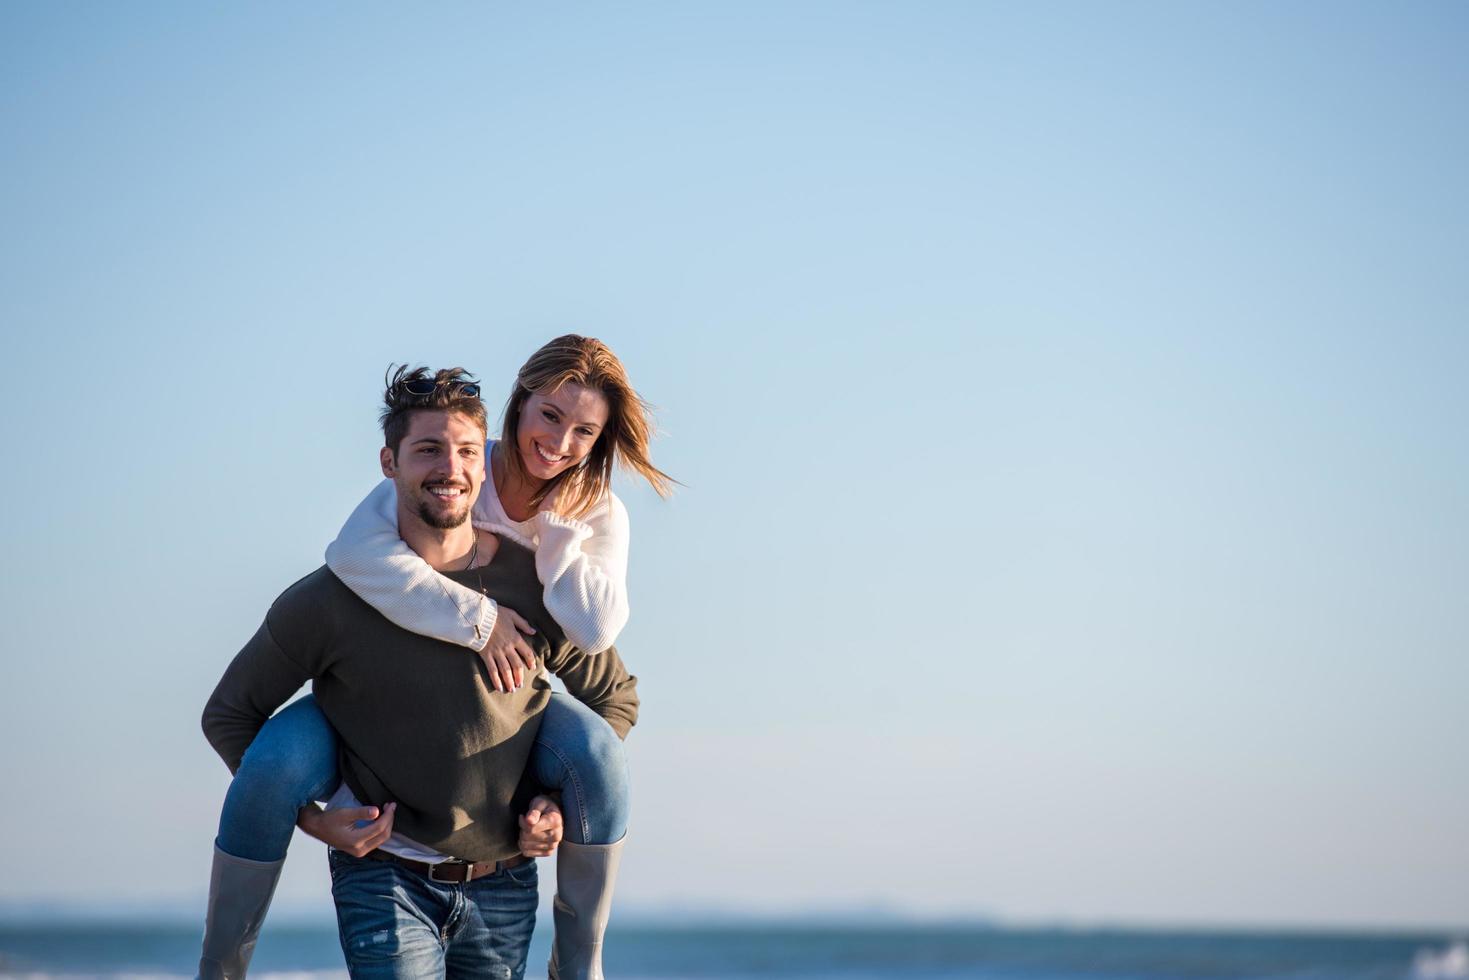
[380,410,486,530]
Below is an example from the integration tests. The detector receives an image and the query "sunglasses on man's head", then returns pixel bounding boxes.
[397,379,480,398]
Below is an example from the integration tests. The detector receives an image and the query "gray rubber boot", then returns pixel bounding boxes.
[547,837,625,980]
[196,845,285,980]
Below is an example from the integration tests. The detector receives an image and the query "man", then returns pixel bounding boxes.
[201,367,639,978]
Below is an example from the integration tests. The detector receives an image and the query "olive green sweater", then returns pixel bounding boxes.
[201,536,639,863]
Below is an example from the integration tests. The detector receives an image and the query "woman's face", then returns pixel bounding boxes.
[515,382,611,483]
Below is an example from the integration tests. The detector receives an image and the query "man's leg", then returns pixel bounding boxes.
[329,850,451,979]
[442,860,540,980]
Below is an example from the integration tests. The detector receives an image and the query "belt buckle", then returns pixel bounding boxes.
[428,860,470,883]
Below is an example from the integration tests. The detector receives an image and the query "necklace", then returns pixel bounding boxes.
[454,534,492,645]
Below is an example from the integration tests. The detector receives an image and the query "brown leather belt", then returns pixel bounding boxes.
[360,848,529,884]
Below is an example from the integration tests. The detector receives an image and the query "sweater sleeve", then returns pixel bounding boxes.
[544,639,640,740]
[324,479,497,651]
[201,605,316,774]
[530,492,631,655]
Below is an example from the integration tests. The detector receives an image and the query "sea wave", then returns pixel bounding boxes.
[1414,941,1469,979]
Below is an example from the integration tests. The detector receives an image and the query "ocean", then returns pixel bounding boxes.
[0,922,1465,980]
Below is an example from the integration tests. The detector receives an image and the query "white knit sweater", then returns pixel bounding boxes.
[324,442,631,655]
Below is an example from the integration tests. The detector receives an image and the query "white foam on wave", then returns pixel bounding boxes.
[1415,941,1469,979]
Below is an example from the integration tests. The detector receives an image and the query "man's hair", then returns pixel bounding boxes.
[380,364,488,456]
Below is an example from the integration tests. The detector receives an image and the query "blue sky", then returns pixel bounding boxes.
[1,2,1466,929]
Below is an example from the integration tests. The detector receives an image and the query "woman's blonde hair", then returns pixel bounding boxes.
[501,334,675,517]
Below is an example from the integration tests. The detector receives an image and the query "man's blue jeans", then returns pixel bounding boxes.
[328,849,539,979]
[216,692,629,861]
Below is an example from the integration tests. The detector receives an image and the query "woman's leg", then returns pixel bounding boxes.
[527,693,629,980]
[201,695,341,980]
[216,694,343,860]
[527,693,630,845]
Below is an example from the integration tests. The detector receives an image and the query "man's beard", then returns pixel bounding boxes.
[416,498,471,530]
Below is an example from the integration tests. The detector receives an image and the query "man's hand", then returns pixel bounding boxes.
[297,802,396,858]
[479,604,537,693]
[518,795,563,857]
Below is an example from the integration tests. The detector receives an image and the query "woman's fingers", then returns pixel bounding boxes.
[515,637,537,671]
[492,648,516,692]
[503,607,538,671]
[481,641,537,693]
[482,607,537,690]
[506,608,536,636]
[501,645,534,690]
[480,648,503,691]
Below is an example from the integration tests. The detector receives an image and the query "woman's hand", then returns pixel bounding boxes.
[480,605,537,692]
[297,802,396,857]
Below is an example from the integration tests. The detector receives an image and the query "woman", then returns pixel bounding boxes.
[199,335,672,979]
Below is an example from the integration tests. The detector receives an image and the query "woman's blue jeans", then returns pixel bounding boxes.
[216,693,629,861]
